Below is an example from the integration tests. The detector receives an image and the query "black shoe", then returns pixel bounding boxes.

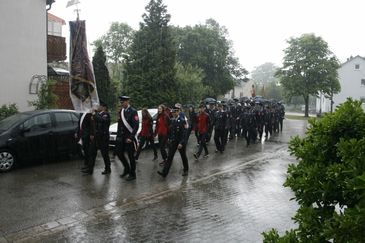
[157,171,167,178]
[134,156,139,161]
[125,175,136,181]
[182,171,188,176]
[120,171,129,178]
[101,170,111,175]
[193,153,199,160]
[203,153,209,158]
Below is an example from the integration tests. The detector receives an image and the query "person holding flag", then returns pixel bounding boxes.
[115,96,139,181]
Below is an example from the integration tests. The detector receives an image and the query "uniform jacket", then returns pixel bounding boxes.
[197,111,210,134]
[155,113,169,137]
[95,111,110,137]
[139,116,153,137]
[77,113,96,139]
[214,110,228,130]
[168,116,188,146]
[117,106,139,139]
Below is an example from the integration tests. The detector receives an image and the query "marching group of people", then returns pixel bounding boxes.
[76,94,285,181]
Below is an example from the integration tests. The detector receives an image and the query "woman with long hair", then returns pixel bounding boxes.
[135,108,158,161]
[155,104,170,165]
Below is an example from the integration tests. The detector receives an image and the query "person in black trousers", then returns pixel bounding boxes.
[76,111,96,175]
[92,101,111,175]
[157,104,189,177]
[115,95,139,181]
[214,103,227,153]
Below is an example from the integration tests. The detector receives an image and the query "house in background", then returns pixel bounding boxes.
[224,80,255,99]
[0,0,69,112]
[317,55,365,114]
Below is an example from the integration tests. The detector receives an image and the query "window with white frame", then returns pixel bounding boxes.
[361,79,365,86]
[355,64,360,70]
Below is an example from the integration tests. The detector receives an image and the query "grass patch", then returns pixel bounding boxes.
[285,114,313,120]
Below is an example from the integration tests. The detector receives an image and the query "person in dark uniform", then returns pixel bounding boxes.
[115,95,139,181]
[157,104,189,177]
[214,103,227,153]
[77,111,96,175]
[92,101,111,175]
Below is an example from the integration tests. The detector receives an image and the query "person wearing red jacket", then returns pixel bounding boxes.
[194,104,210,159]
[135,108,158,161]
[155,104,170,165]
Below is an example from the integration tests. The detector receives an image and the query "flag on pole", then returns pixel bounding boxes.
[66,0,80,8]
[69,20,99,112]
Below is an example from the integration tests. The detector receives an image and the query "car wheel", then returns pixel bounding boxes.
[0,149,16,172]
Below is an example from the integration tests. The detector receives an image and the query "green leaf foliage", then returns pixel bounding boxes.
[174,19,246,98]
[123,0,177,108]
[263,98,365,242]
[276,33,340,117]
[92,45,116,108]
[29,79,58,110]
[175,63,207,105]
[0,103,18,121]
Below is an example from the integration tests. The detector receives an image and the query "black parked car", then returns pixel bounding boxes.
[0,109,81,172]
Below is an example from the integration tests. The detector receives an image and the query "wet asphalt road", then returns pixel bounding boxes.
[0,118,307,242]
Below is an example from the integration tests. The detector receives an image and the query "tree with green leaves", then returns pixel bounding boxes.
[123,0,177,108]
[29,79,58,110]
[276,33,340,117]
[174,19,247,98]
[92,45,115,108]
[93,22,135,79]
[263,98,365,242]
[175,63,207,105]
[251,62,279,86]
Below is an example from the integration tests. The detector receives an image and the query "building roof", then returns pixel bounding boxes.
[48,13,66,25]
[341,55,365,67]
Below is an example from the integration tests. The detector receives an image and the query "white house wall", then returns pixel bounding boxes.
[335,57,365,108]
[317,56,365,113]
[0,0,47,111]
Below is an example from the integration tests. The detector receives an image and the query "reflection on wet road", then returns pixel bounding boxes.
[0,119,306,242]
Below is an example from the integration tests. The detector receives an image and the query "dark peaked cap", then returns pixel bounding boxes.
[119,95,130,101]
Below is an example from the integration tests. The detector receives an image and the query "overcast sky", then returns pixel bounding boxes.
[50,0,365,73]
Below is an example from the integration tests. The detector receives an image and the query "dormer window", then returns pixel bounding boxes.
[355,64,360,70]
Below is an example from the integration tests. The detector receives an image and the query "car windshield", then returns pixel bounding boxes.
[0,113,30,131]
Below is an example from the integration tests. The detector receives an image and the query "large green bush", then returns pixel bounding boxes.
[0,103,18,121]
[263,98,365,242]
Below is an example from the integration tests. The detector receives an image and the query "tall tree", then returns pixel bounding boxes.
[93,22,135,79]
[175,63,207,105]
[251,62,279,86]
[276,33,340,117]
[174,19,247,98]
[92,45,114,107]
[123,0,177,108]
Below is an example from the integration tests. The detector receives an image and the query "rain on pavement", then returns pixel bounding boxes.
[0,118,308,242]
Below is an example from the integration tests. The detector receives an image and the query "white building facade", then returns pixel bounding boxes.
[0,0,50,111]
[317,55,365,113]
